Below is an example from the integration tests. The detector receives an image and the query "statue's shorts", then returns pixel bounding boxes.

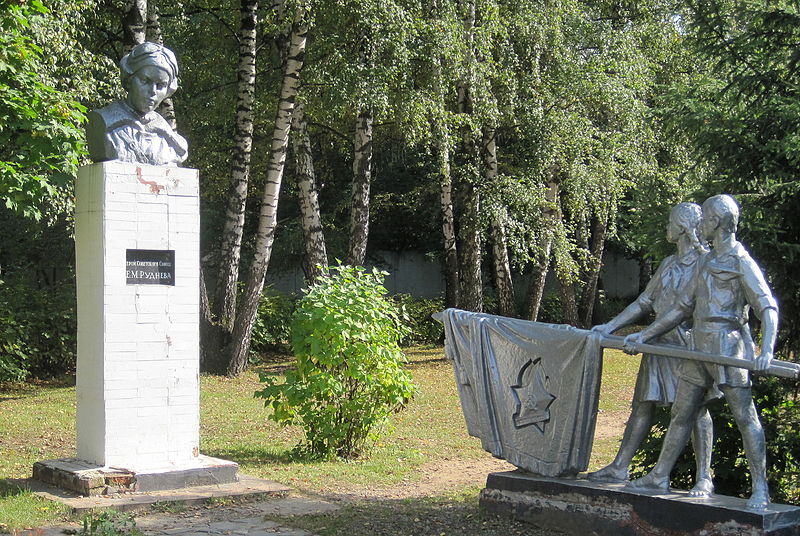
[680,327,751,389]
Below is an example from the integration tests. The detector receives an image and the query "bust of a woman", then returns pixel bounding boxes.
[86,42,188,166]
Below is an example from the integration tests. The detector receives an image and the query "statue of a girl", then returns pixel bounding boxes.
[86,42,188,166]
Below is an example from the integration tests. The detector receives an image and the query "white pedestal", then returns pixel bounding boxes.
[74,161,201,471]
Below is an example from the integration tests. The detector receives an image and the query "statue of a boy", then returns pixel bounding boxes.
[86,42,188,166]
[625,194,778,510]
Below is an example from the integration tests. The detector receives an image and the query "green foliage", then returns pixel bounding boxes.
[79,511,141,536]
[0,0,87,220]
[631,378,800,505]
[0,277,77,382]
[249,289,298,356]
[393,294,444,346]
[255,265,417,459]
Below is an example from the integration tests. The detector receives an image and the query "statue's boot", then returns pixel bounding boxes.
[747,486,770,510]
[626,472,669,493]
[587,465,629,483]
[688,477,714,497]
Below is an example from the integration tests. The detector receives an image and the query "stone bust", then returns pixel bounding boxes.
[86,42,188,166]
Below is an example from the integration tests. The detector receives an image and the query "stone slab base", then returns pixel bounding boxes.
[9,474,290,514]
[33,456,239,496]
[480,470,800,535]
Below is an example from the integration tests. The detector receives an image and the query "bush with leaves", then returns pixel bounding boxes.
[249,289,297,357]
[0,276,76,382]
[256,265,417,459]
[79,511,141,536]
[393,294,444,346]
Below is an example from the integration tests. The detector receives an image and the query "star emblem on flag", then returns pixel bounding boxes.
[511,358,556,432]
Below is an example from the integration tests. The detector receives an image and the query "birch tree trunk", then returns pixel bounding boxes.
[578,215,607,328]
[524,180,558,321]
[145,6,177,130]
[455,0,483,313]
[226,8,307,377]
[348,107,373,267]
[214,0,258,330]
[436,122,459,309]
[292,101,328,282]
[483,127,515,317]
[122,0,146,55]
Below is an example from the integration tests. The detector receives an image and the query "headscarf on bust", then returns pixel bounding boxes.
[120,42,180,98]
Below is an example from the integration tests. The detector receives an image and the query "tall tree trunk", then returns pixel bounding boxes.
[578,215,608,328]
[559,272,579,326]
[455,0,482,313]
[428,0,458,308]
[524,180,558,321]
[226,7,307,377]
[348,107,373,266]
[145,6,177,130]
[214,0,258,329]
[292,101,328,283]
[436,122,459,309]
[483,127,515,317]
[121,0,147,55]
[201,0,258,374]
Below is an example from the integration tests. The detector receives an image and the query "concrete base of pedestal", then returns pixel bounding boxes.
[33,455,238,496]
[480,470,800,535]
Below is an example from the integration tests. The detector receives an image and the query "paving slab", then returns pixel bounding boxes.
[8,474,291,514]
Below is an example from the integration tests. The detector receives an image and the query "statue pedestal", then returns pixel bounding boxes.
[34,162,237,495]
[480,471,800,536]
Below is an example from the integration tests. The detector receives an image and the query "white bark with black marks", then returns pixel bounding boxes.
[348,107,373,267]
[215,0,258,332]
[484,127,515,317]
[524,181,558,321]
[122,0,147,55]
[292,101,328,282]
[226,8,307,377]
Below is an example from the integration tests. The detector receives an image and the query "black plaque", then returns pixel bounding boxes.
[126,249,175,285]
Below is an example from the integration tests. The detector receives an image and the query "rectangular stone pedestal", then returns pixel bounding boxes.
[480,471,800,535]
[74,162,201,470]
[33,456,239,496]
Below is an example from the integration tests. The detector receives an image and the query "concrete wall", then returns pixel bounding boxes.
[267,249,641,300]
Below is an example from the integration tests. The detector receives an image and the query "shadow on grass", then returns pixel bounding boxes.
[0,480,27,498]
[265,494,562,536]
[202,445,306,466]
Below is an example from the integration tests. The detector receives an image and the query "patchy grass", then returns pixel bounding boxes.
[0,345,637,532]
[264,487,556,536]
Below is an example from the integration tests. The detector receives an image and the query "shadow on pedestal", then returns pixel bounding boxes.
[481,471,800,536]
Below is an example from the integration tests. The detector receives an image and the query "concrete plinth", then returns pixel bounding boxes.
[32,162,238,497]
[480,471,800,535]
[33,456,239,496]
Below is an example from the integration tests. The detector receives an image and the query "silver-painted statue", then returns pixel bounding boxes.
[86,42,188,166]
[624,194,778,510]
[588,202,716,497]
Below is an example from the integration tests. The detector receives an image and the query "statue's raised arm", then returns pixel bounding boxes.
[86,42,188,167]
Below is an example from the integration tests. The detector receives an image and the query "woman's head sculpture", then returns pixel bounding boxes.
[85,42,188,167]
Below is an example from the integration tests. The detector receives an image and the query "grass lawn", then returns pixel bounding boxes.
[0,345,638,532]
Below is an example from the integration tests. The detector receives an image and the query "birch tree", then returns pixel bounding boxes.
[292,100,328,282]
[226,5,308,376]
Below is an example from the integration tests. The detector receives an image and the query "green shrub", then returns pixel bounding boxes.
[536,292,564,324]
[250,288,297,357]
[79,511,141,536]
[631,375,800,505]
[393,294,444,346]
[0,277,76,381]
[256,265,418,459]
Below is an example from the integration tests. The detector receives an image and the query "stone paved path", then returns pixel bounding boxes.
[24,493,338,536]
